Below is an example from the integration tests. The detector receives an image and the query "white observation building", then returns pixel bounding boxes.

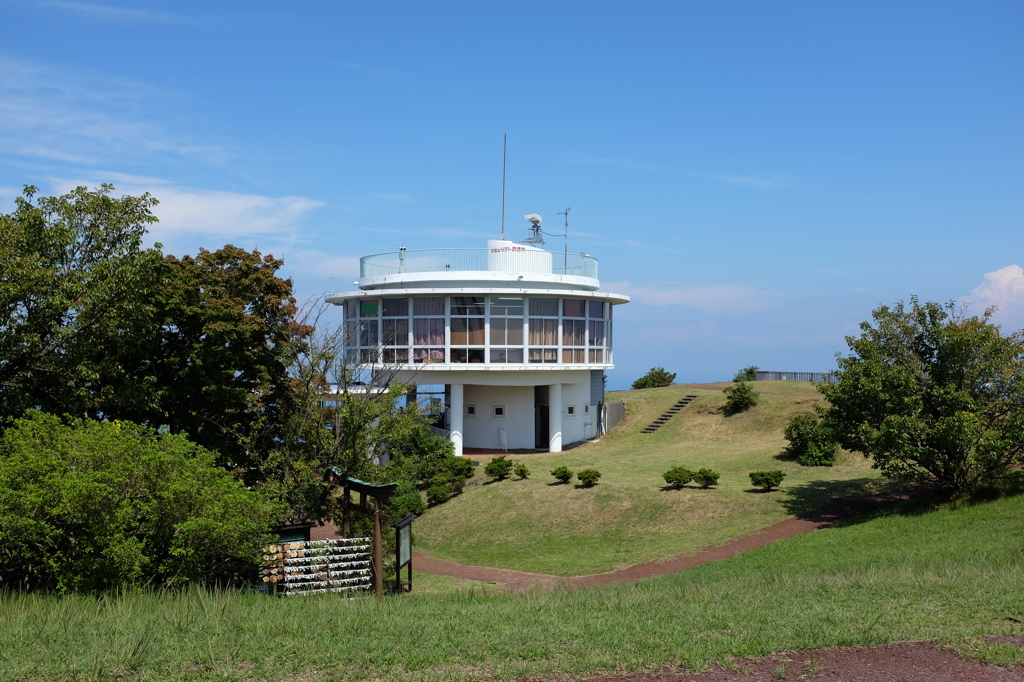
[326,221,629,456]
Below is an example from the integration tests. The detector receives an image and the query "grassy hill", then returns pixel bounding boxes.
[5,484,1021,681]
[415,381,887,575]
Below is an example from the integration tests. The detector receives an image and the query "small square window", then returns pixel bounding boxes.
[466,404,476,417]
[565,404,576,418]
[492,405,505,419]
[584,404,590,414]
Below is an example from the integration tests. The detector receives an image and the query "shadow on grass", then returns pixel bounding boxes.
[547,481,572,487]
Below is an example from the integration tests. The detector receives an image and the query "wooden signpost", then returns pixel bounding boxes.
[339,477,398,598]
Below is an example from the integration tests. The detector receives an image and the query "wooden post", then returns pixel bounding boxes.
[342,488,351,538]
[373,496,384,598]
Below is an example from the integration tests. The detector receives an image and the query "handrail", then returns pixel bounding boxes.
[360,248,598,280]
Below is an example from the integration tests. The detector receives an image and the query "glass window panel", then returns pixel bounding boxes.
[451,317,468,345]
[359,321,379,347]
[588,320,604,347]
[382,298,408,316]
[414,318,444,345]
[589,300,605,318]
[452,348,484,363]
[345,299,358,318]
[529,348,558,363]
[491,348,507,363]
[589,349,604,363]
[490,318,523,345]
[505,348,523,363]
[413,348,444,363]
[562,319,585,346]
[451,296,485,315]
[383,319,408,345]
[529,298,557,316]
[563,299,585,317]
[360,299,379,317]
[490,296,523,316]
[413,296,445,315]
[467,318,485,345]
[562,348,585,363]
[529,319,557,345]
[384,348,409,363]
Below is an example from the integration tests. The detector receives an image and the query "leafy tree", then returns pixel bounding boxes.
[663,466,694,488]
[0,411,281,593]
[577,469,602,487]
[784,414,838,466]
[631,367,677,390]
[733,365,759,382]
[723,381,759,414]
[0,185,163,422]
[818,298,1024,493]
[749,470,785,491]
[550,466,574,484]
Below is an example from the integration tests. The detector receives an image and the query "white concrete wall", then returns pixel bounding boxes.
[462,384,535,450]
[558,380,595,445]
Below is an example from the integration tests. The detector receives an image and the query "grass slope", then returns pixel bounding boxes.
[416,381,885,575]
[3,490,1022,681]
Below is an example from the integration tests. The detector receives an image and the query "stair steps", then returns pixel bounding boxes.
[641,395,698,434]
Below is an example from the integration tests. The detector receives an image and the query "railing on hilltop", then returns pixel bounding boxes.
[360,248,598,279]
[755,371,837,383]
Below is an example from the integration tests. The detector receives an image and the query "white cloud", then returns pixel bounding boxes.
[604,280,776,314]
[963,264,1024,332]
[0,56,229,167]
[50,173,324,243]
[281,249,361,281]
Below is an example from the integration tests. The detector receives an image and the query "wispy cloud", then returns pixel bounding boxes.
[604,280,776,314]
[695,170,797,190]
[0,56,230,167]
[280,249,361,280]
[50,173,324,245]
[35,1,190,24]
[963,264,1024,332]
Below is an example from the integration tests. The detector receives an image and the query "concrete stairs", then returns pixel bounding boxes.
[641,395,698,434]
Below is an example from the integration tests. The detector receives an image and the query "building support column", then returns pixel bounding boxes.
[549,382,562,453]
[449,383,464,456]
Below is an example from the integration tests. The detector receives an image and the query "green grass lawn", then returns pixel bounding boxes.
[3,488,1021,681]
[415,381,887,575]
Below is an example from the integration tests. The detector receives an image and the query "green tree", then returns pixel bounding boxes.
[723,381,759,414]
[0,185,163,421]
[818,298,1024,493]
[784,414,838,466]
[0,411,281,593]
[632,367,677,390]
[733,365,759,382]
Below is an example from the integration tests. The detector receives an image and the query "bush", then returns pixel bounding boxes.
[632,367,677,390]
[733,365,759,382]
[693,468,720,488]
[426,484,452,506]
[443,456,476,480]
[0,411,281,593]
[663,466,694,488]
[723,381,759,414]
[749,470,786,491]
[389,480,426,518]
[484,455,513,480]
[577,469,602,487]
[784,414,838,466]
[513,462,530,479]
[550,466,574,484]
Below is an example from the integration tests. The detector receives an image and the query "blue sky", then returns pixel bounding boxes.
[2,1,1022,388]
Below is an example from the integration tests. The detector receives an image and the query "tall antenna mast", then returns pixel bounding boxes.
[557,206,570,270]
[500,133,507,241]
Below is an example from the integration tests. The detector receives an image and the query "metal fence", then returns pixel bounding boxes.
[755,371,837,383]
[603,401,626,433]
[262,538,373,596]
[360,248,598,279]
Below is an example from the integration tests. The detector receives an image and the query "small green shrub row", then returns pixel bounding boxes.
[549,466,602,487]
[663,466,720,488]
[483,456,530,482]
[749,470,786,491]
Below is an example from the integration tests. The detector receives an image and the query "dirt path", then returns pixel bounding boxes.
[412,488,910,592]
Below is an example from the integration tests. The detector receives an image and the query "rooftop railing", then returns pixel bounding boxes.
[360,248,598,280]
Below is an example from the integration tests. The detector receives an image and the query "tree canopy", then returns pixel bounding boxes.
[818,298,1024,493]
[632,367,676,390]
[0,411,281,593]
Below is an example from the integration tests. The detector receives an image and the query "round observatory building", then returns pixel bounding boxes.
[326,222,629,456]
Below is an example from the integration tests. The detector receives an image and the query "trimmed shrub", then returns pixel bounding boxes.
[513,462,530,479]
[749,470,786,491]
[632,367,677,390]
[484,455,513,481]
[784,414,839,466]
[443,456,476,480]
[723,381,759,414]
[577,469,602,487]
[426,484,452,506]
[733,365,759,382]
[550,466,574,484]
[663,466,694,488]
[390,480,426,518]
[693,468,720,488]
